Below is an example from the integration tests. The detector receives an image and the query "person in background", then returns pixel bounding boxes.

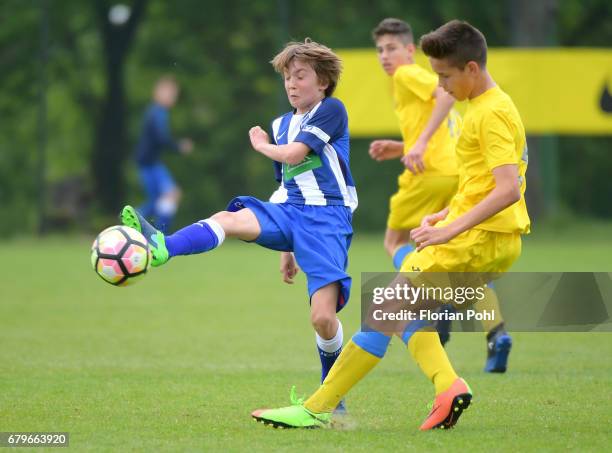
[135,76,193,233]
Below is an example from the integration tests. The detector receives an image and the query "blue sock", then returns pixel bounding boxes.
[318,347,342,383]
[165,219,225,257]
[352,328,392,358]
[392,243,415,270]
[400,319,429,345]
[317,320,344,382]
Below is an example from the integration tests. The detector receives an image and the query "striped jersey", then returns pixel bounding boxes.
[269,97,358,212]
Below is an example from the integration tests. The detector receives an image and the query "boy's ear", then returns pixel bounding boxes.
[407,42,416,53]
[466,60,480,75]
[318,78,329,92]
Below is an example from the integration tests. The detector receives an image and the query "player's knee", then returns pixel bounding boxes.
[210,211,235,229]
[310,311,337,338]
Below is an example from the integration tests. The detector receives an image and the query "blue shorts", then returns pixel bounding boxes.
[138,163,177,199]
[227,197,353,312]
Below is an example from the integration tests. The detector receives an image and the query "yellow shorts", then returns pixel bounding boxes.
[387,173,458,231]
[400,227,522,274]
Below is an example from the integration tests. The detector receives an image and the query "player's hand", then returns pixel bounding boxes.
[368,140,397,161]
[249,126,270,152]
[179,138,194,154]
[280,252,299,284]
[410,224,454,251]
[401,140,426,174]
[420,211,446,227]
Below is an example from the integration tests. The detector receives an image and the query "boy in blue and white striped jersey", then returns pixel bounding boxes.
[121,39,356,405]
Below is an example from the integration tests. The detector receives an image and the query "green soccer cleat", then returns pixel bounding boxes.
[120,205,169,267]
[251,387,332,429]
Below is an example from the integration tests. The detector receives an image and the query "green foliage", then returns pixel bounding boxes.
[0,0,611,235]
[559,137,612,217]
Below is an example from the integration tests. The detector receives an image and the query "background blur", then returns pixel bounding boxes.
[1,0,611,236]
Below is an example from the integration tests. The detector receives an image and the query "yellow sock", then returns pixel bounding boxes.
[304,340,380,413]
[475,287,504,334]
[407,330,458,395]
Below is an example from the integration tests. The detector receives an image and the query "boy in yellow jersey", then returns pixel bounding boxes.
[252,20,530,431]
[368,18,459,267]
[370,18,513,372]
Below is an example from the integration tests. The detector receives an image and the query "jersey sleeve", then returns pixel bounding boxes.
[393,65,437,102]
[293,98,347,155]
[481,110,519,170]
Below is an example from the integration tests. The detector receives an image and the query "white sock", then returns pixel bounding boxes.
[200,218,226,247]
[316,319,343,353]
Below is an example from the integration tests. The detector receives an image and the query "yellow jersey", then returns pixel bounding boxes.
[392,63,460,178]
[446,85,530,234]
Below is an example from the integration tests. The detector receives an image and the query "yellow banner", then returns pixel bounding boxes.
[336,49,612,136]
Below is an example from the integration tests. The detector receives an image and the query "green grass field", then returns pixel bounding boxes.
[1,225,611,451]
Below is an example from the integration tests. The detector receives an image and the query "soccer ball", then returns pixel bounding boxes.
[91,225,151,286]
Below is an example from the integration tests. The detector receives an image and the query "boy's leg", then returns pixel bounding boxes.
[153,164,181,233]
[310,283,343,383]
[155,187,181,234]
[252,289,470,430]
[310,283,349,413]
[304,293,463,409]
[121,205,261,266]
[303,330,389,414]
[251,263,472,430]
[251,328,391,428]
[400,321,458,395]
[166,209,261,256]
[383,227,414,270]
[137,166,160,219]
[209,209,261,240]
[476,285,512,372]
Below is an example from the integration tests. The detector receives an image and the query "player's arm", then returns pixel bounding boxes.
[249,126,309,164]
[411,164,521,250]
[368,140,404,161]
[402,87,455,174]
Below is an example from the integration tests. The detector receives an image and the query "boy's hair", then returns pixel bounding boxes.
[271,38,342,97]
[371,18,414,45]
[420,20,487,68]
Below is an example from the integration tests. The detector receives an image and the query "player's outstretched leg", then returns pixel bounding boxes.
[251,387,331,429]
[419,378,472,430]
[121,205,169,266]
[122,204,256,269]
[484,324,512,373]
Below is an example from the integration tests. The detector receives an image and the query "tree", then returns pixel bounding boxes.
[91,0,147,215]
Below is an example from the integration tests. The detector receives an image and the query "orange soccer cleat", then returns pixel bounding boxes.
[419,378,472,431]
